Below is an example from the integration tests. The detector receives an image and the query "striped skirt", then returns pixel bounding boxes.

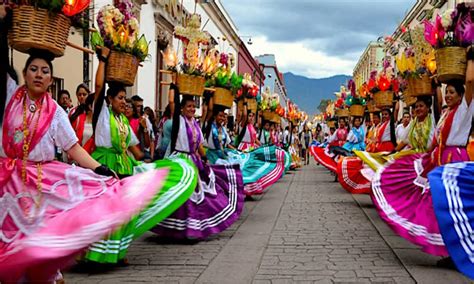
[152,154,245,239]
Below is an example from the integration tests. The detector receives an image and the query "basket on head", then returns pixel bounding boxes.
[327,121,336,128]
[373,91,393,109]
[335,108,349,118]
[177,73,206,96]
[247,98,258,114]
[262,110,274,121]
[213,87,234,108]
[271,114,281,124]
[8,6,71,57]
[366,100,381,113]
[403,93,417,106]
[349,105,365,117]
[408,74,432,96]
[435,46,466,83]
[106,51,139,86]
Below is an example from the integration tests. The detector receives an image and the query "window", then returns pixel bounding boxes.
[50,77,64,101]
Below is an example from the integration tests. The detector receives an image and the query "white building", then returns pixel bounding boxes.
[254,54,288,108]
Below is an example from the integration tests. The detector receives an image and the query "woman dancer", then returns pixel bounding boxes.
[0,12,169,281]
[152,91,244,239]
[84,48,197,264]
[371,48,474,258]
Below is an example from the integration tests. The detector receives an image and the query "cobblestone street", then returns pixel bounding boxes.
[66,163,473,284]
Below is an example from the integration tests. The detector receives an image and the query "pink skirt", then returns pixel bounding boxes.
[372,153,448,256]
[0,159,167,282]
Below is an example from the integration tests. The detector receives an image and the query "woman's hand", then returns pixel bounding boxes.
[0,5,7,20]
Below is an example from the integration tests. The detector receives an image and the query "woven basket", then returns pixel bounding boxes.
[271,114,281,124]
[373,91,393,109]
[408,74,432,96]
[335,108,349,118]
[327,121,336,128]
[403,93,417,106]
[106,51,139,86]
[213,87,234,108]
[8,6,71,57]
[247,98,258,113]
[262,110,274,121]
[435,47,466,83]
[366,100,381,113]
[349,105,365,117]
[177,74,206,96]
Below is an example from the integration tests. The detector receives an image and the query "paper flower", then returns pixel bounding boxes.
[440,9,455,30]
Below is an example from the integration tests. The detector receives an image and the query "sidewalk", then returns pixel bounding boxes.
[66,163,472,283]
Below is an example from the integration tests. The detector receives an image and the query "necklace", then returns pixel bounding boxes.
[21,91,44,219]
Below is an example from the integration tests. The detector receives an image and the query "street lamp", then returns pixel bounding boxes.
[240,35,253,45]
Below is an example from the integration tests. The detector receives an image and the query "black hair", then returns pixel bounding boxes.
[58,89,70,99]
[22,49,54,77]
[69,93,94,124]
[204,105,227,141]
[446,79,465,97]
[131,95,144,102]
[106,83,126,99]
[381,108,397,148]
[76,83,90,95]
[415,95,432,110]
[163,104,171,119]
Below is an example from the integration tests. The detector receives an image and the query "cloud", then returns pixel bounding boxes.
[223,0,415,78]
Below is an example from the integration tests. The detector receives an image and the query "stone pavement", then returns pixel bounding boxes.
[66,163,473,284]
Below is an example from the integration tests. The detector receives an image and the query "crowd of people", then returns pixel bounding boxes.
[0,6,315,281]
[311,45,474,280]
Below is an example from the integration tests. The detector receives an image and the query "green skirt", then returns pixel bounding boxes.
[85,157,197,263]
[92,147,140,176]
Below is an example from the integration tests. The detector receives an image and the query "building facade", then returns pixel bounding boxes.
[255,54,288,108]
[352,41,385,88]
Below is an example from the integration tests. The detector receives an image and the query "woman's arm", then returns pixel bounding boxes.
[94,47,110,102]
[67,143,101,169]
[129,145,145,161]
[465,45,474,107]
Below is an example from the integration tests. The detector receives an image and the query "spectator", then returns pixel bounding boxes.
[58,89,71,113]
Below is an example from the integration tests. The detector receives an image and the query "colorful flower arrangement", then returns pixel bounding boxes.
[91,0,149,62]
[424,3,474,48]
[205,52,243,94]
[173,13,211,76]
[367,62,400,95]
[237,73,259,99]
[260,87,280,112]
[343,79,366,107]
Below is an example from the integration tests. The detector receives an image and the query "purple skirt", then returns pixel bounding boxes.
[152,163,244,239]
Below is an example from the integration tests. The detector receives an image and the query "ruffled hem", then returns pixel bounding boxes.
[152,164,244,239]
[372,153,448,256]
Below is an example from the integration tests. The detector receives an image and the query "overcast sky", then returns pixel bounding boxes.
[223,0,416,79]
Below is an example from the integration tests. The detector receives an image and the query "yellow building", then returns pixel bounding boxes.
[352,41,384,88]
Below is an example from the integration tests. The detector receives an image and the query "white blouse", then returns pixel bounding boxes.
[82,122,93,145]
[0,76,78,162]
[95,102,139,148]
[440,97,474,146]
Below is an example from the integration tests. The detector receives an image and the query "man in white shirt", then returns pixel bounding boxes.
[396,112,411,144]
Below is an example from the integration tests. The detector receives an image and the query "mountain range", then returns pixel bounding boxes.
[283,72,352,114]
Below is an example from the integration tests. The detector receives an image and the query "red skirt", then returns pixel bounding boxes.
[310,146,337,173]
[337,157,371,194]
[375,141,395,153]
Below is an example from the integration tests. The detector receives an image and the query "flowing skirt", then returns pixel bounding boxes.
[336,157,371,194]
[212,146,285,196]
[152,154,245,239]
[371,153,448,256]
[310,146,337,173]
[0,159,168,282]
[85,157,197,263]
[429,162,474,279]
